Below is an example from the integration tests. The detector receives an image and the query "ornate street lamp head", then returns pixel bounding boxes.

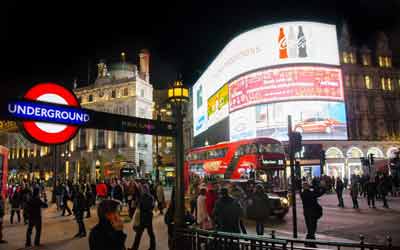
[168,79,189,103]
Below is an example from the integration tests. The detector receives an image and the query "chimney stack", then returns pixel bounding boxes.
[139,49,150,82]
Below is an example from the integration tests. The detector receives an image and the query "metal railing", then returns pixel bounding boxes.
[174,228,398,250]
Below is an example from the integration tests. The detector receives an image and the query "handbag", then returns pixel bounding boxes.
[132,208,141,231]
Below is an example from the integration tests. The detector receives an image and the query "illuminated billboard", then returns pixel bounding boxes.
[193,21,346,142]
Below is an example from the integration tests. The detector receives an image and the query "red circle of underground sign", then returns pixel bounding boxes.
[22,83,80,144]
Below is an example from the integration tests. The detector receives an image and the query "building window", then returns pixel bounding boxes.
[381,77,386,90]
[111,90,116,98]
[123,88,128,96]
[378,56,384,67]
[79,130,86,149]
[342,52,350,63]
[88,94,93,102]
[368,96,375,113]
[362,54,370,66]
[140,89,145,97]
[385,57,392,68]
[388,78,392,91]
[78,96,82,103]
[96,130,105,149]
[350,52,356,64]
[344,74,351,87]
[364,75,372,89]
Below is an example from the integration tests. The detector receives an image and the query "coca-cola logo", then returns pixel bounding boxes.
[279,37,287,50]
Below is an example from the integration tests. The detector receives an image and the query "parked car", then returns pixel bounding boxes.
[294,118,344,134]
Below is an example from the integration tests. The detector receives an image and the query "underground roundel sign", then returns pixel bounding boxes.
[18,83,83,145]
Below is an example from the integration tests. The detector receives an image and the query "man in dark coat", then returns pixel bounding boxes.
[300,182,325,248]
[247,184,270,235]
[130,184,156,250]
[73,186,87,238]
[10,187,22,224]
[62,183,72,216]
[335,177,344,207]
[378,175,390,208]
[25,188,48,247]
[89,200,126,250]
[213,188,242,233]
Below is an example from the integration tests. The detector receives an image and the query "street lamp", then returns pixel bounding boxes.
[168,79,189,228]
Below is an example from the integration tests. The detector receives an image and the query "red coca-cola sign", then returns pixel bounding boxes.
[229,66,344,112]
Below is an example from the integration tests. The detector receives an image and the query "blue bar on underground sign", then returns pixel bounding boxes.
[7,100,90,125]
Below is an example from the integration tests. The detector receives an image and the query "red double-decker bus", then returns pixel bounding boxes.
[185,137,287,192]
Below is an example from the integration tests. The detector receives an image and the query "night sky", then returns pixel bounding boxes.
[1,0,400,95]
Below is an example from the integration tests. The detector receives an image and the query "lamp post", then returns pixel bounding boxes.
[168,79,189,228]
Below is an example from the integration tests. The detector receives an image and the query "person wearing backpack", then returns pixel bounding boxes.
[247,184,270,235]
[129,184,155,250]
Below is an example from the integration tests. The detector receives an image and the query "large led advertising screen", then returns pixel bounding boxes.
[193,21,346,142]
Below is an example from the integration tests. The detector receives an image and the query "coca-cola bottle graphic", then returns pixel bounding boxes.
[278,27,288,59]
[287,26,297,58]
[297,25,307,57]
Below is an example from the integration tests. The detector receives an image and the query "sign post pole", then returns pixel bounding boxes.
[288,115,298,238]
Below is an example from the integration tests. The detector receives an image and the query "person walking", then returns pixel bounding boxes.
[0,195,7,244]
[349,175,359,209]
[378,175,389,208]
[25,188,48,247]
[62,183,72,216]
[89,200,127,250]
[54,181,63,211]
[20,183,32,225]
[113,180,124,204]
[10,187,22,224]
[85,183,93,218]
[196,188,209,229]
[213,188,242,233]
[72,186,87,238]
[247,184,270,235]
[335,177,345,208]
[96,181,108,201]
[300,182,325,248]
[367,178,377,208]
[156,182,166,215]
[129,184,156,250]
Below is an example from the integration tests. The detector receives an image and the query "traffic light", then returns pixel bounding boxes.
[290,132,302,154]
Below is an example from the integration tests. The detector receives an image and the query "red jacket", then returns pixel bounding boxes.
[205,190,217,217]
[96,183,108,198]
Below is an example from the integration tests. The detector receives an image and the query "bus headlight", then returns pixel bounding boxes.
[280,197,289,207]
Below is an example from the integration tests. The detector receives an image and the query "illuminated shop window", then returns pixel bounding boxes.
[349,53,356,64]
[342,52,349,63]
[381,77,386,90]
[88,94,93,102]
[123,88,129,96]
[111,90,116,98]
[362,54,370,66]
[378,56,384,67]
[364,75,372,89]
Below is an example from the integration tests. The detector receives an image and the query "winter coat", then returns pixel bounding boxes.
[367,182,377,195]
[213,196,242,233]
[96,183,108,198]
[10,191,22,209]
[26,196,48,222]
[89,219,127,250]
[138,193,154,227]
[247,191,270,221]
[73,192,86,219]
[196,194,208,224]
[113,185,123,202]
[335,180,344,194]
[350,183,359,198]
[300,188,325,219]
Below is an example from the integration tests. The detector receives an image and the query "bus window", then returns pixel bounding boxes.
[258,143,284,154]
[207,148,227,159]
